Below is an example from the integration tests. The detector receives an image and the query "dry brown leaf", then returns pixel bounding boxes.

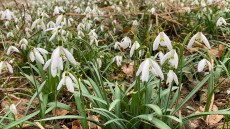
[53,108,69,116]
[88,115,101,129]
[62,125,69,129]
[121,62,134,77]
[72,120,82,129]
[209,44,225,58]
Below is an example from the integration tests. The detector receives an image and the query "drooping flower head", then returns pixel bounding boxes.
[197,59,212,72]
[6,46,19,55]
[29,48,48,64]
[187,32,211,49]
[57,71,77,93]
[0,61,13,74]
[153,32,172,51]
[216,17,227,27]
[166,70,179,86]
[130,41,140,57]
[161,49,178,69]
[136,58,164,82]
[113,55,122,67]
[44,46,77,77]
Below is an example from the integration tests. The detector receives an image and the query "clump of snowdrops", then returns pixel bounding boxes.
[0,0,230,129]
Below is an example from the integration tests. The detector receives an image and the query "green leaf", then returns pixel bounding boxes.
[109,99,121,111]
[4,111,39,129]
[172,74,211,115]
[134,114,171,129]
[145,104,162,116]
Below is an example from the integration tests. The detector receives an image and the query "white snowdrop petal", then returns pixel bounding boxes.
[66,76,75,93]
[57,79,64,90]
[206,60,212,71]
[151,60,164,80]
[173,72,179,85]
[163,33,172,50]
[43,59,51,70]
[153,35,161,50]
[34,49,44,64]
[200,33,211,49]
[58,57,63,70]
[37,48,48,55]
[63,48,77,65]
[10,104,17,115]
[187,33,197,49]
[6,63,13,73]
[0,62,3,74]
[141,60,149,81]
[198,59,206,72]
[136,61,145,76]
[130,44,135,57]
[29,52,35,62]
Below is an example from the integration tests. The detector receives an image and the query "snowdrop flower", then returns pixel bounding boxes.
[9,104,17,115]
[187,32,211,49]
[150,7,156,14]
[136,58,164,82]
[0,61,13,74]
[53,6,65,15]
[114,42,120,50]
[49,46,78,77]
[153,32,172,51]
[89,29,99,46]
[97,58,102,68]
[74,6,81,13]
[113,55,122,66]
[19,38,28,50]
[166,70,178,86]
[6,46,19,55]
[161,49,179,69]
[56,15,64,26]
[31,18,46,31]
[130,41,140,57]
[118,36,132,49]
[7,32,14,38]
[216,17,227,27]
[29,48,48,64]
[57,71,77,93]
[154,51,164,62]
[132,20,139,26]
[0,9,15,21]
[197,59,212,72]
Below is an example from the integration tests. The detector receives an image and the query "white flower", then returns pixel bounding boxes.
[187,32,211,49]
[132,20,139,26]
[89,29,98,46]
[97,58,102,68]
[216,17,227,27]
[114,41,120,49]
[154,51,164,62]
[74,6,81,13]
[153,32,172,51]
[161,49,179,69]
[29,48,48,64]
[227,89,230,95]
[6,32,14,38]
[53,6,65,15]
[19,38,29,50]
[31,18,46,31]
[7,46,19,55]
[56,15,64,26]
[150,7,156,14]
[9,104,17,115]
[0,9,16,21]
[166,70,179,86]
[136,58,164,82]
[197,59,212,72]
[130,41,140,57]
[0,61,13,74]
[49,46,78,77]
[57,72,77,93]
[113,55,122,66]
[45,26,62,41]
[118,36,132,49]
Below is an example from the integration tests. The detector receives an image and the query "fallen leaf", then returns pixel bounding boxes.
[121,62,134,77]
[53,108,69,116]
[72,120,82,129]
[88,115,101,129]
